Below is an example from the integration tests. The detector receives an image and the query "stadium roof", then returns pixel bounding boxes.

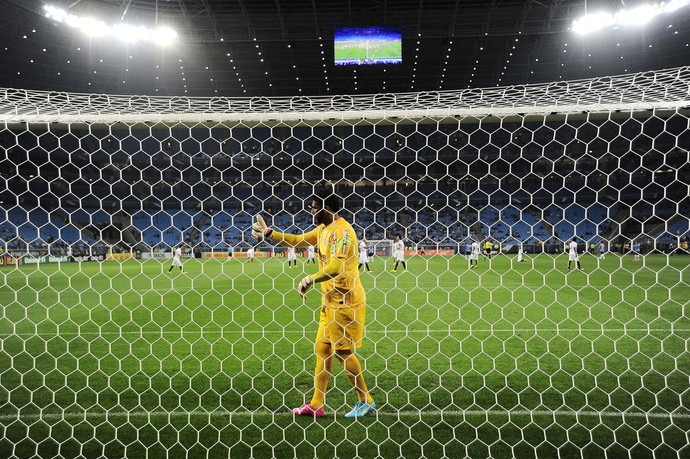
[1,0,689,98]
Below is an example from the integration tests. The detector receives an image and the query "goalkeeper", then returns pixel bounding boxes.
[251,190,376,418]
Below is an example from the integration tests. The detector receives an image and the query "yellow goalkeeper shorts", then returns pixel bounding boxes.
[316,303,366,350]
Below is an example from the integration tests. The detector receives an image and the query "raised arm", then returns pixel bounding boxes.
[251,214,318,248]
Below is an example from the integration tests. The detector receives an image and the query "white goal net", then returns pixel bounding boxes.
[0,67,689,458]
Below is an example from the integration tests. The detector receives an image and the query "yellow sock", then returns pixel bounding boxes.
[339,351,372,404]
[309,342,333,409]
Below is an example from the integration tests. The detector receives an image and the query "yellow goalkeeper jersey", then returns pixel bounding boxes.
[272,217,365,308]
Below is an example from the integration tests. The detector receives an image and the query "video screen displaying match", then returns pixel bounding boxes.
[334,26,402,66]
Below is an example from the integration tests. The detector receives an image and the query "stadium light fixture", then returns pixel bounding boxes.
[572,0,690,35]
[572,12,616,35]
[43,4,178,45]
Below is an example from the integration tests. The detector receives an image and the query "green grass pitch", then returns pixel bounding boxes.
[1,254,688,458]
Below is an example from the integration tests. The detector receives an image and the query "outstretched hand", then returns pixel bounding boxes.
[251,215,269,239]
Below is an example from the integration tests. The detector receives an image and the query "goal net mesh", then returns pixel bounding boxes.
[0,67,689,458]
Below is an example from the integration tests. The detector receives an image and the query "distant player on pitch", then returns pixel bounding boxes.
[484,240,493,260]
[306,245,317,264]
[632,240,641,262]
[287,246,298,267]
[391,235,406,272]
[598,241,606,260]
[469,240,480,268]
[168,245,185,274]
[359,237,372,272]
[251,190,376,418]
[246,246,255,264]
[367,243,375,261]
[567,237,582,272]
[517,242,528,262]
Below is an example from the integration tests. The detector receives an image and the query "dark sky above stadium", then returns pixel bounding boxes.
[1,0,688,97]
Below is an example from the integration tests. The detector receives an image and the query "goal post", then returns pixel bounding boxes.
[0,67,689,458]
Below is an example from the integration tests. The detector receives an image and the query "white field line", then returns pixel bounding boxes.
[0,408,688,423]
[3,281,684,294]
[0,327,688,339]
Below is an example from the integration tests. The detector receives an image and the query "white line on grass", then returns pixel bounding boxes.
[0,408,688,423]
[0,328,687,339]
[7,281,671,295]
[38,281,664,292]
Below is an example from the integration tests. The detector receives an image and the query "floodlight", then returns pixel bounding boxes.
[572,0,690,35]
[572,12,614,35]
[152,27,178,46]
[42,4,178,46]
[663,0,690,13]
[80,18,108,38]
[615,5,656,26]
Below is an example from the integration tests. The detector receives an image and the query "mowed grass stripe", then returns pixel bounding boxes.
[0,254,688,457]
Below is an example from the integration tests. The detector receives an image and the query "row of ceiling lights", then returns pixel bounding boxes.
[12,0,686,95]
[9,21,689,93]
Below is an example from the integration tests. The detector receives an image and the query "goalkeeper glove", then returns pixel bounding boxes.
[251,215,272,239]
[297,275,313,298]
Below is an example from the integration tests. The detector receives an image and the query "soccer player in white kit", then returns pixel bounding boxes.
[632,241,641,262]
[359,238,371,272]
[246,246,255,264]
[168,245,184,273]
[306,245,316,264]
[391,235,406,272]
[517,242,527,262]
[287,246,297,267]
[470,240,480,268]
[567,237,582,272]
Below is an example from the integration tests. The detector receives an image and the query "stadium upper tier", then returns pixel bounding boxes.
[1,114,688,211]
